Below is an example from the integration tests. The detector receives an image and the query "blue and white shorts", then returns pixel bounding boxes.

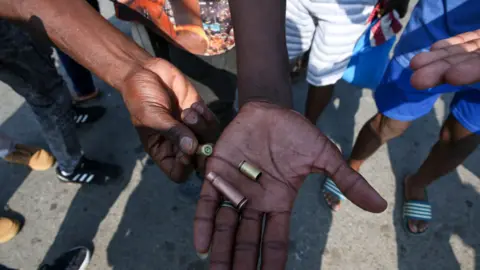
[286,0,376,86]
[375,0,480,134]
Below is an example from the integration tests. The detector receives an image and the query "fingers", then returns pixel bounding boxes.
[312,138,387,213]
[232,209,263,270]
[430,30,480,50]
[209,206,239,270]
[260,212,290,270]
[410,53,473,89]
[182,102,219,143]
[194,181,221,255]
[410,31,480,89]
[411,37,480,70]
[411,52,480,89]
[444,55,480,86]
[192,101,218,128]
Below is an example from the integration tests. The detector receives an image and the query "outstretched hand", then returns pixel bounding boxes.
[122,58,219,182]
[411,29,480,89]
[194,101,387,269]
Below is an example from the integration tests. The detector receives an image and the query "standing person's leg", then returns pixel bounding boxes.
[57,51,97,101]
[304,1,374,124]
[285,0,316,118]
[1,56,83,174]
[403,90,480,233]
[0,21,120,183]
[324,56,442,210]
[56,0,100,102]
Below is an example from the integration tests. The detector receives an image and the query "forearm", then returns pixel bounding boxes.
[229,0,292,108]
[0,0,151,94]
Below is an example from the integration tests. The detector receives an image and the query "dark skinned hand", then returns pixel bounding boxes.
[194,101,388,270]
[410,29,480,89]
[122,58,219,182]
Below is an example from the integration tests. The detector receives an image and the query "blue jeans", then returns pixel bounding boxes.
[0,20,82,173]
[56,0,99,97]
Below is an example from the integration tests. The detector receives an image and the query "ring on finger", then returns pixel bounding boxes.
[219,200,237,211]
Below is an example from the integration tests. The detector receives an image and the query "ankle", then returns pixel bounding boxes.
[404,175,428,200]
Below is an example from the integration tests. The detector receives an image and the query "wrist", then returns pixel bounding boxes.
[237,82,292,109]
[115,54,152,96]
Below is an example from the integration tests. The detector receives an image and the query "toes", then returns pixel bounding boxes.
[323,191,342,211]
[418,221,429,233]
[408,220,418,233]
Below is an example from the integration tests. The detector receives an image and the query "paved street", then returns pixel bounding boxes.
[1,1,479,269]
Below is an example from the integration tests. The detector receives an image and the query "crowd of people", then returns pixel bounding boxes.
[0,0,479,269]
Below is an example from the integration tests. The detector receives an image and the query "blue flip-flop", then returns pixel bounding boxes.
[322,178,346,211]
[403,192,432,235]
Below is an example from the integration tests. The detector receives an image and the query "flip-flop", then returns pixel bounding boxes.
[403,190,431,235]
[322,178,346,211]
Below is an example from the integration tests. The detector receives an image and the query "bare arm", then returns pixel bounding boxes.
[0,0,151,94]
[228,0,293,108]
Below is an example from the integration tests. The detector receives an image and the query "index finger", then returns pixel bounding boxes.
[312,138,387,213]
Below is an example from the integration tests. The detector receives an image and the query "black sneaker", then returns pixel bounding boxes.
[73,106,106,126]
[56,157,122,184]
[39,246,91,270]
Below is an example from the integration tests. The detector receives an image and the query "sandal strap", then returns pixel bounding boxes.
[403,201,432,221]
[323,178,346,201]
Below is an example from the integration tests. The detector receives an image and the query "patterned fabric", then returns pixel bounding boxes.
[369,9,403,47]
[403,201,432,221]
[285,0,376,87]
[114,0,234,56]
[323,178,346,201]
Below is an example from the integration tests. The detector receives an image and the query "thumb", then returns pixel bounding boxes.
[137,108,200,156]
[160,114,199,156]
[312,139,387,213]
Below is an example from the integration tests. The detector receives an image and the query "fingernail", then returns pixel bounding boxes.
[193,103,205,114]
[180,137,194,152]
[186,112,198,124]
[197,252,209,260]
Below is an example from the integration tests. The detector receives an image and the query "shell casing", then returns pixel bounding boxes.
[238,160,262,181]
[206,172,248,210]
[196,144,213,157]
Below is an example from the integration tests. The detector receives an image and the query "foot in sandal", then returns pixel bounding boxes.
[322,178,346,211]
[403,176,431,234]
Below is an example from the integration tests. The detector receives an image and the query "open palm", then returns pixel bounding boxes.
[194,101,387,270]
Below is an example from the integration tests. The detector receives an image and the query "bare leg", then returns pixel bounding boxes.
[305,84,334,124]
[405,114,480,233]
[348,113,411,171]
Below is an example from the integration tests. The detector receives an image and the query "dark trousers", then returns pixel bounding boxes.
[0,20,82,172]
[56,0,100,97]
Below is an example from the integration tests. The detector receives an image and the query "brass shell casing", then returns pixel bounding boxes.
[196,144,213,156]
[238,161,262,181]
[206,172,248,210]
